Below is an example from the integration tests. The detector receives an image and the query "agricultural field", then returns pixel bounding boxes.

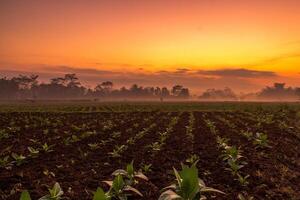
[0,102,299,200]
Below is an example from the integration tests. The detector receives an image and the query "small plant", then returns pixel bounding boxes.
[96,174,143,200]
[28,147,39,158]
[140,163,152,173]
[159,162,224,200]
[238,192,254,200]
[222,146,243,162]
[226,159,245,176]
[39,182,64,200]
[88,143,100,150]
[11,153,26,166]
[41,143,55,153]
[253,132,270,148]
[108,145,127,158]
[216,136,229,149]
[112,131,121,139]
[241,130,253,140]
[236,174,250,186]
[20,182,63,200]
[148,142,161,152]
[0,155,10,168]
[112,161,148,185]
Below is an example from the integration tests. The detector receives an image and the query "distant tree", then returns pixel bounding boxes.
[0,77,19,99]
[178,88,190,98]
[199,87,237,100]
[101,81,113,94]
[161,87,170,97]
[258,83,297,100]
[172,85,183,96]
[64,74,80,88]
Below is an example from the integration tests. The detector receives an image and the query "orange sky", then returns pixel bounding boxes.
[0,0,300,92]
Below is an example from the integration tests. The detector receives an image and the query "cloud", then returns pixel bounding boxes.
[197,68,277,78]
[175,68,191,74]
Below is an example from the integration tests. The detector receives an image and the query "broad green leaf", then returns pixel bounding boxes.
[93,188,109,200]
[112,175,125,192]
[126,161,134,176]
[179,165,199,199]
[20,190,31,200]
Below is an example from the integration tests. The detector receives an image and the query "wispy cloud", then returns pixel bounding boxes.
[197,68,277,78]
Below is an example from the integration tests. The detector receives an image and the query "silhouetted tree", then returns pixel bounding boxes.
[199,87,237,100]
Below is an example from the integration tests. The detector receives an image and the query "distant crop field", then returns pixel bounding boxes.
[0,102,299,199]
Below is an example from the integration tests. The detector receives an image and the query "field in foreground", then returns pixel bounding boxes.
[0,102,299,200]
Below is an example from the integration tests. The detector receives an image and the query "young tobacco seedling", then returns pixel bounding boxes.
[41,143,55,153]
[0,156,10,168]
[241,130,253,141]
[88,143,100,150]
[108,145,127,158]
[11,153,26,166]
[19,182,63,200]
[253,132,270,148]
[39,182,64,200]
[226,159,245,176]
[95,174,144,200]
[236,173,250,187]
[159,162,224,200]
[112,161,148,185]
[28,147,39,158]
[140,163,152,173]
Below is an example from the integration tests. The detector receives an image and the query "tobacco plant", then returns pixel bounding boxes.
[41,143,55,153]
[0,156,10,168]
[94,175,143,200]
[20,182,63,200]
[11,153,26,166]
[253,132,270,148]
[159,162,224,200]
[112,161,148,185]
[28,147,39,158]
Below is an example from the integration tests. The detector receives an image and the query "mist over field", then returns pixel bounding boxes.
[1,73,300,102]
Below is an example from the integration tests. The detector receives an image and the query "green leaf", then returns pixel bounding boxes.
[112,175,125,193]
[93,188,109,200]
[126,161,134,176]
[179,165,199,199]
[50,182,63,198]
[20,190,31,200]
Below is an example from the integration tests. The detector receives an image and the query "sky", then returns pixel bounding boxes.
[1,0,300,93]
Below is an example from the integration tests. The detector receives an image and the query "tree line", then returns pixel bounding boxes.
[0,74,190,100]
[1,74,299,101]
